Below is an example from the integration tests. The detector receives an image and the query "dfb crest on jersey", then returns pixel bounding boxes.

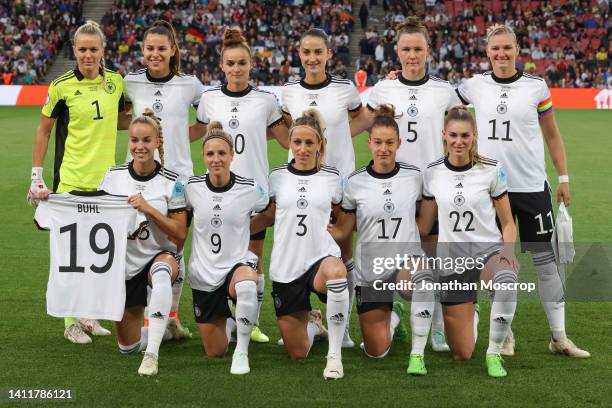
[383,200,395,213]
[211,216,222,228]
[152,100,163,113]
[453,193,466,206]
[194,305,201,317]
[496,103,507,114]
[229,118,239,129]
[297,198,308,209]
[104,81,116,94]
[407,105,419,117]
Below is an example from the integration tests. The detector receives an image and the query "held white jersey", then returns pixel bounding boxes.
[282,75,362,178]
[367,75,461,171]
[423,156,507,265]
[186,173,269,291]
[98,161,187,278]
[457,71,552,192]
[342,162,424,286]
[125,70,205,177]
[196,85,283,191]
[268,162,343,283]
[34,192,143,321]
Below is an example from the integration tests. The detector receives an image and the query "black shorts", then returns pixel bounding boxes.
[192,263,254,324]
[439,251,499,305]
[507,181,555,253]
[355,270,400,314]
[249,227,267,241]
[125,250,178,308]
[271,256,331,317]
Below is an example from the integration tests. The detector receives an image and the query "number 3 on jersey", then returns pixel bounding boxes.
[296,214,307,236]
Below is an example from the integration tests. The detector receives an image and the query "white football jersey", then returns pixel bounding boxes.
[34,192,142,321]
[268,162,343,283]
[98,161,186,278]
[343,162,424,285]
[125,69,205,178]
[196,85,283,191]
[282,75,362,178]
[186,173,269,291]
[367,75,461,171]
[457,71,552,192]
[423,156,507,267]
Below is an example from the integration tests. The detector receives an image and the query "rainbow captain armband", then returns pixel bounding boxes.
[537,97,553,117]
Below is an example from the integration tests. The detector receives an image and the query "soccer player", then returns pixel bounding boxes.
[331,105,435,375]
[282,28,366,348]
[122,20,207,340]
[196,27,289,343]
[419,106,519,377]
[28,20,126,344]
[186,123,268,375]
[99,109,187,376]
[251,110,350,380]
[456,24,589,358]
[350,16,462,352]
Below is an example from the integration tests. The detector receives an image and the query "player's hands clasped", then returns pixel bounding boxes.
[27,167,49,208]
[128,193,153,214]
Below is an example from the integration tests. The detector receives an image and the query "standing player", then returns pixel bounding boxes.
[196,27,289,344]
[456,24,589,358]
[186,123,269,375]
[419,106,519,377]
[122,20,207,340]
[251,110,350,380]
[28,20,126,344]
[350,16,462,351]
[282,28,366,348]
[99,110,187,376]
[331,105,435,375]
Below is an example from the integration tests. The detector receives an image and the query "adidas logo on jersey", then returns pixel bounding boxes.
[74,90,82,96]
[298,187,307,192]
[151,311,165,319]
[414,310,431,318]
[409,95,417,100]
[455,182,463,188]
[500,92,508,98]
[154,90,162,96]
[213,204,221,211]
[383,189,392,195]
[231,107,239,112]
[329,313,345,323]
[309,101,318,106]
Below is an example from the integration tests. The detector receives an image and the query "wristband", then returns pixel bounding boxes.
[558,175,569,183]
[31,167,43,180]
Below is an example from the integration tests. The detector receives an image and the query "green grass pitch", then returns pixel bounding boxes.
[0,107,610,407]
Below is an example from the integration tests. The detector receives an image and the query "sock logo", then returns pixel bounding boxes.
[237,317,252,326]
[329,313,345,323]
[414,310,431,318]
[151,311,165,319]
[494,316,509,324]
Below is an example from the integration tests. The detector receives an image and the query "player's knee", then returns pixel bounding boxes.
[154,254,178,271]
[323,262,346,281]
[452,347,474,361]
[364,343,390,358]
[203,343,227,358]
[287,348,309,360]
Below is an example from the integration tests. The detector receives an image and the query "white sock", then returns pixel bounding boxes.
[146,262,172,357]
[118,340,146,354]
[326,278,349,357]
[170,256,185,318]
[306,321,317,356]
[432,299,445,333]
[225,317,236,344]
[533,251,567,340]
[344,259,355,335]
[474,305,480,343]
[255,274,265,326]
[389,309,400,340]
[234,280,257,355]
[410,271,435,355]
[487,270,517,355]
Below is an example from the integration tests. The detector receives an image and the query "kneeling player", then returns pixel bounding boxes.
[186,123,269,375]
[331,105,435,375]
[99,110,187,376]
[251,110,349,380]
[419,106,519,377]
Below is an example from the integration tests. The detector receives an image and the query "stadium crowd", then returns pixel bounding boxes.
[357,0,611,88]
[0,0,82,85]
[100,0,354,85]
